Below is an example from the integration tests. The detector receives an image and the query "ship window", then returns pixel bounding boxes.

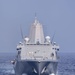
[36,41,40,45]
[34,51,37,53]
[16,47,22,50]
[51,53,54,57]
[57,48,59,51]
[55,48,56,50]
[52,48,54,49]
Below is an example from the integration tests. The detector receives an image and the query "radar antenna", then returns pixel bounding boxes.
[35,12,37,19]
[51,32,56,44]
[20,25,24,39]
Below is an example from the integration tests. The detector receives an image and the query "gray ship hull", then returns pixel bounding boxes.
[14,60,58,75]
[14,17,59,75]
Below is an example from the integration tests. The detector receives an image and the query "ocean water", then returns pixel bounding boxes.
[58,53,75,75]
[0,53,75,75]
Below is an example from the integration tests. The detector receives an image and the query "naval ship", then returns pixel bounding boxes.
[12,17,59,75]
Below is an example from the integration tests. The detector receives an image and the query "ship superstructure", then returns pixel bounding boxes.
[12,18,59,75]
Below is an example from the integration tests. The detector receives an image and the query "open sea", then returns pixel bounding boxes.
[0,53,75,75]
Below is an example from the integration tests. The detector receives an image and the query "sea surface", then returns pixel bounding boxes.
[0,53,75,75]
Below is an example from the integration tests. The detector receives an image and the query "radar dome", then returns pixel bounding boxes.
[45,36,50,43]
[46,36,50,40]
[24,37,29,42]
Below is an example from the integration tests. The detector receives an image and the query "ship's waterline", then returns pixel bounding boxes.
[12,17,59,75]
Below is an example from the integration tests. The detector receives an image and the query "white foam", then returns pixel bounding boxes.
[50,73,55,75]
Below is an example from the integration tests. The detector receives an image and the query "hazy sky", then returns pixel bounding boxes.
[0,0,75,53]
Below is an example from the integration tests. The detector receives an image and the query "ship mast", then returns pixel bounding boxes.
[29,16,44,44]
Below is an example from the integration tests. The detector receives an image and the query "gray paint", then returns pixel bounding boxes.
[13,18,59,75]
